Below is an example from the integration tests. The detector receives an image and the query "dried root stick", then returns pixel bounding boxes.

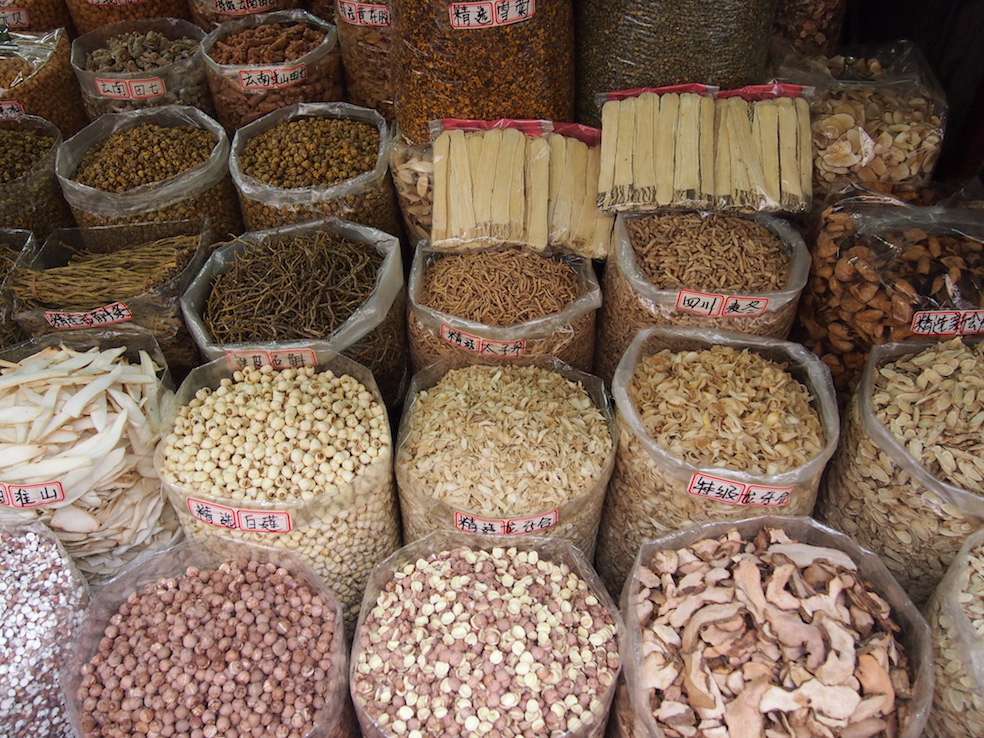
[754,100,782,208]
[431,132,451,242]
[654,93,679,206]
[634,92,658,205]
[598,100,619,210]
[673,93,701,203]
[474,128,501,234]
[613,95,637,207]
[526,136,550,252]
[698,95,716,205]
[776,97,803,211]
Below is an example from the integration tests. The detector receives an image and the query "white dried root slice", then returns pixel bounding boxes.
[0,345,177,581]
[631,528,915,738]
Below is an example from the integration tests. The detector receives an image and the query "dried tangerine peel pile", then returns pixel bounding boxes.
[632,527,915,738]
[629,345,824,475]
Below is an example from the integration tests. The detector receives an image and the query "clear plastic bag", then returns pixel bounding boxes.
[202,10,342,132]
[389,128,432,246]
[335,0,393,117]
[616,516,933,738]
[54,105,243,238]
[7,218,212,376]
[229,101,401,235]
[0,115,74,238]
[0,28,88,135]
[189,0,302,31]
[0,0,75,35]
[61,539,358,738]
[596,326,840,596]
[181,217,408,407]
[395,357,615,557]
[596,211,809,383]
[70,19,213,120]
[817,338,984,605]
[408,244,602,372]
[351,530,622,738]
[156,349,400,629]
[772,0,846,55]
[925,529,984,738]
[0,229,32,349]
[392,0,575,146]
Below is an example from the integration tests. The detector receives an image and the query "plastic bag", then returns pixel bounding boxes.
[408,244,601,373]
[70,19,213,120]
[0,115,74,238]
[772,0,846,55]
[7,218,212,376]
[64,0,189,35]
[189,0,302,30]
[60,539,358,738]
[0,522,89,738]
[351,530,622,738]
[596,211,809,383]
[575,0,775,125]
[595,326,839,596]
[817,338,984,605]
[0,0,75,35]
[335,0,393,117]
[0,229,31,349]
[202,10,343,132]
[55,105,243,239]
[775,40,946,197]
[230,101,400,235]
[156,349,400,629]
[0,28,87,135]
[389,126,432,246]
[395,357,615,557]
[181,217,408,407]
[925,529,984,738]
[305,0,333,22]
[392,0,574,146]
[616,516,933,738]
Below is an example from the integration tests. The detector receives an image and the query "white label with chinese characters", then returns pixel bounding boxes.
[675,290,725,317]
[687,472,792,507]
[0,482,66,508]
[225,349,318,371]
[95,78,167,99]
[238,64,307,90]
[440,324,526,357]
[675,290,769,318]
[0,8,30,27]
[336,0,390,25]
[449,0,535,28]
[86,0,147,6]
[44,302,133,329]
[214,0,276,13]
[454,510,558,536]
[911,310,984,336]
[187,498,292,532]
[0,101,25,119]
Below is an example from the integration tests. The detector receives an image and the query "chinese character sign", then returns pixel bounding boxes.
[449,0,535,28]
[0,9,30,28]
[44,302,133,330]
[911,310,984,337]
[337,1,390,25]
[0,101,25,119]
[187,498,292,532]
[225,349,317,371]
[687,473,792,507]
[0,482,66,508]
[454,510,557,536]
[239,64,307,90]
[440,324,526,357]
[675,290,770,318]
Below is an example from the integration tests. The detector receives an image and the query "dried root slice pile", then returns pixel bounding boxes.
[630,528,915,738]
[598,92,812,213]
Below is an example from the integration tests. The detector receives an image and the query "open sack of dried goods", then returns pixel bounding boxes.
[575,0,774,125]
[55,105,243,238]
[611,517,932,738]
[335,0,393,116]
[429,119,613,258]
[62,540,359,738]
[818,338,984,605]
[0,28,87,135]
[71,19,213,120]
[596,211,809,383]
[925,529,984,738]
[408,245,601,372]
[772,0,846,55]
[0,328,181,582]
[351,532,621,738]
[0,0,75,35]
[156,350,399,629]
[64,0,188,35]
[596,327,839,596]
[1,522,89,738]
[0,115,74,238]
[396,360,615,556]
[230,102,400,235]
[181,217,407,406]
[202,10,342,132]
[390,127,433,245]
[597,85,813,214]
[0,229,31,350]
[392,0,574,146]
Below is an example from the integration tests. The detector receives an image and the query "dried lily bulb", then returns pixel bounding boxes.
[0,345,181,581]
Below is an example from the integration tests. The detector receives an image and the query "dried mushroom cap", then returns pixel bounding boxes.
[631,527,914,738]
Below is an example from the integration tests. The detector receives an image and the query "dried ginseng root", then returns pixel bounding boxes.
[621,526,922,738]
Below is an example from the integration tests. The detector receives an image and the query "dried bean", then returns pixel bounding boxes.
[63,0,189,36]
[772,0,846,55]
[335,0,393,117]
[0,0,75,35]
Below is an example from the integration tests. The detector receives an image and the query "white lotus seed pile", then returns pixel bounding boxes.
[353,546,621,738]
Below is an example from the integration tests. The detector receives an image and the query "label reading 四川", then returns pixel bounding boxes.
[675,290,769,318]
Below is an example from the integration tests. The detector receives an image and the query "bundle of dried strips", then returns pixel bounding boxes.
[546,132,613,259]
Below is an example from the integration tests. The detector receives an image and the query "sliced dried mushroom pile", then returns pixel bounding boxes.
[871,338,984,493]
[632,528,914,738]
[629,346,824,475]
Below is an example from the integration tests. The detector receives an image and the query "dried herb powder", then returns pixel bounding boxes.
[83,31,199,73]
[204,231,383,343]
[72,123,216,193]
[239,117,379,188]
[0,130,54,183]
[207,22,326,65]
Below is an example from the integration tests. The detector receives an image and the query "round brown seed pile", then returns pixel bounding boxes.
[208,22,326,65]
[0,130,54,183]
[240,117,378,188]
[73,123,216,193]
[77,559,339,738]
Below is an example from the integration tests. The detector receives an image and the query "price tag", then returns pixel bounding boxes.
[238,64,307,90]
[454,509,557,536]
[187,498,292,532]
[225,349,318,371]
[440,324,526,357]
[0,8,30,27]
[44,302,132,329]
[0,101,24,119]
[0,482,66,508]
[687,472,792,507]
[213,0,277,13]
[336,0,390,25]
[449,0,534,28]
[911,310,984,336]
[675,290,725,317]
[94,78,167,99]
[721,295,769,317]
[86,0,148,6]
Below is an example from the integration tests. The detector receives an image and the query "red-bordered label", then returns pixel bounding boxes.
[0,482,66,508]
[454,509,557,535]
[721,295,770,317]
[213,0,277,14]
[44,302,132,329]
[238,64,307,90]
[0,8,30,27]
[911,310,984,336]
[687,472,792,507]
[187,498,238,529]
[440,324,526,357]
[187,498,292,532]
[336,0,390,25]
[0,101,25,119]
[94,78,166,100]
[449,0,534,28]
[675,290,724,317]
[86,0,148,6]
[225,348,319,371]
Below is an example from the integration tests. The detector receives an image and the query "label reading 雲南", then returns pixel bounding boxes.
[336,0,390,25]
[225,348,318,371]
[44,302,133,329]
[454,509,557,536]
[911,310,984,336]
[675,289,770,318]
[238,64,307,90]
[95,78,167,99]
[0,481,66,508]
[449,0,534,29]
[687,472,792,507]
[440,324,526,358]
[187,498,293,532]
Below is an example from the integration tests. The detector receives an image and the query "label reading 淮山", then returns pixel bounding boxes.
[675,290,770,318]
[687,472,792,507]
[0,481,66,508]
[910,310,984,337]
[187,498,293,533]
[95,78,167,100]
[449,0,534,29]
[454,509,558,536]
[440,324,526,358]
[225,349,318,371]
[336,0,390,25]
[44,302,133,329]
